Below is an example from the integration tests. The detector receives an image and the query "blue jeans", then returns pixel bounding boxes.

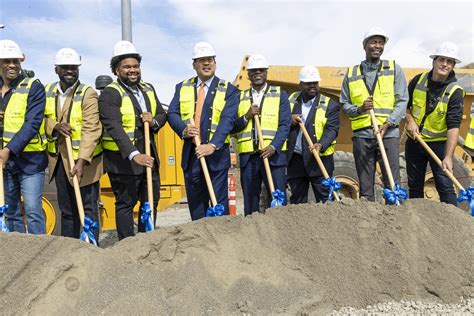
[4,169,46,234]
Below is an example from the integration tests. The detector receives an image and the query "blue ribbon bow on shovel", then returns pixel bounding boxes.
[270,189,286,207]
[140,202,154,232]
[457,186,474,216]
[383,183,408,205]
[80,216,98,246]
[206,203,225,217]
[0,204,9,233]
[322,177,342,202]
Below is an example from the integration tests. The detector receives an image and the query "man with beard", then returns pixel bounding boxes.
[168,42,239,220]
[404,42,464,206]
[233,54,291,215]
[44,48,103,241]
[99,41,166,239]
[286,66,340,203]
[0,40,48,234]
[340,27,408,202]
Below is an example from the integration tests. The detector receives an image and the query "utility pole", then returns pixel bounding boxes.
[121,0,132,42]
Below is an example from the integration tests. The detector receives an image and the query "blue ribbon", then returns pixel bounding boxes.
[457,186,474,216]
[270,189,286,207]
[321,177,342,202]
[206,203,225,217]
[140,202,154,232]
[80,216,98,246]
[383,183,408,206]
[0,204,9,233]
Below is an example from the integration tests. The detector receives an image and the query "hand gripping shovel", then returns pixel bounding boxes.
[369,109,407,205]
[65,136,97,245]
[414,134,474,216]
[189,120,224,217]
[140,121,155,231]
[254,115,285,207]
[298,122,341,202]
[0,159,9,232]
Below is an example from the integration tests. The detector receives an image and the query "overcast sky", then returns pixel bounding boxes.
[0,0,472,103]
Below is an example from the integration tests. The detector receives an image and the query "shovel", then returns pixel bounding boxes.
[414,133,474,215]
[254,114,285,207]
[65,136,97,245]
[188,120,224,217]
[140,121,155,231]
[298,122,341,202]
[0,159,9,232]
[368,109,407,205]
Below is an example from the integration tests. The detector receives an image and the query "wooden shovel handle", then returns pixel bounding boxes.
[414,134,465,191]
[144,121,155,226]
[188,120,218,206]
[65,136,89,242]
[298,122,340,202]
[254,115,276,193]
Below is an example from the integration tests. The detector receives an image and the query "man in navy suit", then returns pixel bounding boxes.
[233,54,291,215]
[0,40,48,234]
[167,42,239,221]
[287,66,340,203]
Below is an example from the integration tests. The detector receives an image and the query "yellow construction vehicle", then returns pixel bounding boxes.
[233,55,474,204]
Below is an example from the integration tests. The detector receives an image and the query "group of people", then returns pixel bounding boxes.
[0,26,467,242]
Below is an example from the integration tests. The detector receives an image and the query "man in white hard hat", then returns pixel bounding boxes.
[99,40,166,240]
[232,54,291,215]
[340,27,408,202]
[0,39,48,234]
[168,41,239,220]
[286,66,340,203]
[44,48,103,242]
[404,42,465,206]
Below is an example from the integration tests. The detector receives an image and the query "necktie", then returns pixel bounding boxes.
[194,82,205,130]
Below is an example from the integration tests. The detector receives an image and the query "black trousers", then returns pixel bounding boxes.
[405,138,456,205]
[287,153,330,204]
[108,169,160,240]
[55,159,100,242]
[353,137,400,202]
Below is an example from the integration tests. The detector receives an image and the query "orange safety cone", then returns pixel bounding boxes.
[228,173,236,216]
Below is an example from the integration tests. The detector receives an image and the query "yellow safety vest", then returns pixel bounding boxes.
[347,60,396,131]
[3,77,46,152]
[289,92,335,156]
[102,81,158,151]
[236,86,285,153]
[411,72,465,142]
[465,107,474,149]
[44,82,103,159]
[178,77,230,143]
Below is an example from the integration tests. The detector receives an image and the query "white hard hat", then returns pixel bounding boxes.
[363,27,389,46]
[192,41,216,59]
[55,48,81,66]
[299,65,321,82]
[113,40,139,57]
[429,41,461,64]
[0,39,23,59]
[246,54,269,70]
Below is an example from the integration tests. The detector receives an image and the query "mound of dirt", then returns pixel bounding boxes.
[1,199,473,314]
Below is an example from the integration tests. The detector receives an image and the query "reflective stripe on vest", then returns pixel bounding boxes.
[178,77,230,143]
[102,81,158,151]
[3,77,46,152]
[412,72,465,142]
[44,82,103,159]
[465,106,474,149]
[289,92,335,156]
[347,60,396,131]
[236,86,285,153]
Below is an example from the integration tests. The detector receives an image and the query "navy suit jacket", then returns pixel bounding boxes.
[233,87,291,168]
[286,93,340,177]
[167,76,239,172]
[0,74,48,174]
